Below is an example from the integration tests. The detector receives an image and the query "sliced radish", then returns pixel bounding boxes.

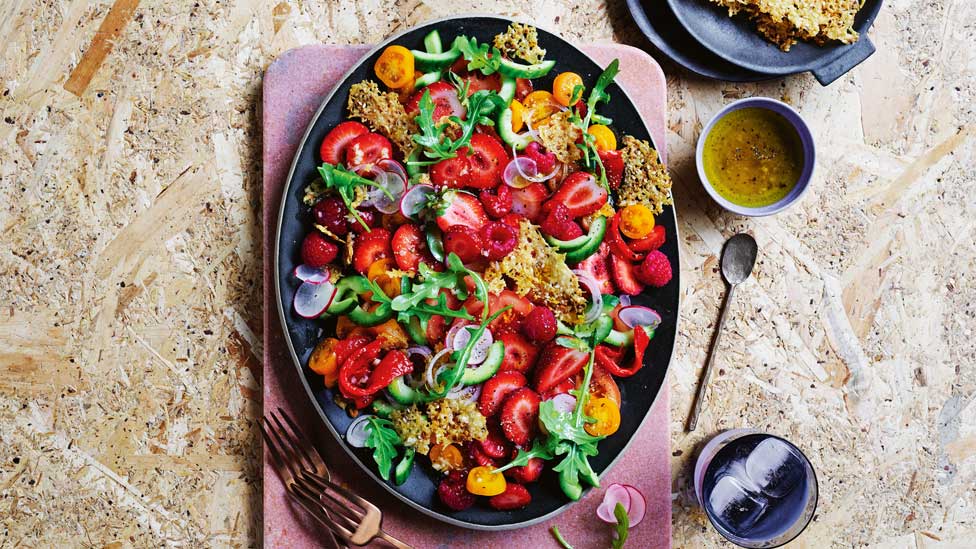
[375,158,407,184]
[294,264,330,284]
[365,170,405,214]
[548,393,577,414]
[618,306,662,331]
[399,184,436,219]
[573,269,604,323]
[444,321,468,351]
[452,326,493,365]
[503,154,557,189]
[293,280,336,318]
[622,484,646,526]
[597,483,632,524]
[619,294,632,307]
[346,414,373,448]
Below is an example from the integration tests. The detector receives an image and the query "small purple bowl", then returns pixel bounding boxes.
[695,97,815,216]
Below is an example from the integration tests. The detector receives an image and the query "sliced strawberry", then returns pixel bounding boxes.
[515,78,533,101]
[630,224,666,252]
[550,171,608,218]
[479,182,512,218]
[489,483,532,510]
[352,228,392,274]
[510,183,549,223]
[405,81,464,120]
[598,149,624,189]
[534,343,588,395]
[468,441,500,468]
[436,191,488,231]
[575,242,613,294]
[320,121,368,165]
[609,254,645,296]
[478,371,527,417]
[465,133,508,189]
[443,225,483,263]
[344,132,392,168]
[438,470,475,511]
[540,376,578,400]
[430,154,471,188]
[391,224,426,272]
[498,333,539,373]
[504,457,544,484]
[479,425,512,459]
[500,387,541,446]
[301,232,339,268]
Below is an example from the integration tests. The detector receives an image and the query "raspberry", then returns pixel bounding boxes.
[437,470,475,511]
[636,250,673,287]
[481,221,519,261]
[525,142,556,175]
[301,232,338,268]
[540,202,583,240]
[312,196,349,236]
[479,184,513,218]
[522,306,557,343]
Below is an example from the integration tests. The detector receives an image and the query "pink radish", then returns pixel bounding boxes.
[293,280,336,318]
[617,306,662,330]
[597,483,632,523]
[294,264,330,284]
[622,484,646,526]
[399,184,435,219]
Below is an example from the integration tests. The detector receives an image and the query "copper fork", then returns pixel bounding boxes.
[262,408,413,548]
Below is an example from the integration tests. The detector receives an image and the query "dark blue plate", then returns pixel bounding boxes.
[275,15,680,530]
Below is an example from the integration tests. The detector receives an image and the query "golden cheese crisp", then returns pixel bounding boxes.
[618,135,673,215]
[493,22,547,64]
[537,110,583,165]
[708,0,861,51]
[346,80,417,156]
[391,399,487,456]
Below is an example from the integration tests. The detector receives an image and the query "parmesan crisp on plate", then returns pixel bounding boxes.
[708,0,861,51]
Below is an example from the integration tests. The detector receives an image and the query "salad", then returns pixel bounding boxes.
[292,23,674,513]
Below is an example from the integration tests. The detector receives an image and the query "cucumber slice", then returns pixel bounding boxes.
[411,47,461,72]
[593,315,613,345]
[387,375,423,405]
[461,340,505,386]
[498,57,556,79]
[405,316,428,346]
[546,232,590,251]
[497,107,534,151]
[564,216,608,263]
[371,399,395,418]
[394,448,415,486]
[604,329,632,347]
[424,30,443,54]
[414,71,441,89]
[498,75,516,104]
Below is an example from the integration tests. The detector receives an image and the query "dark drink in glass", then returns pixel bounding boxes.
[694,429,818,548]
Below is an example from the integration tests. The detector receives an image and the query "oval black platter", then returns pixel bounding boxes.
[275,15,680,530]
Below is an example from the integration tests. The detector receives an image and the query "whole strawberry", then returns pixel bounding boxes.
[637,250,672,287]
[301,232,338,268]
[522,306,557,343]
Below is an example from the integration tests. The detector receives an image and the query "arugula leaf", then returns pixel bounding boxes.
[364,416,402,481]
[611,502,630,549]
[454,36,502,75]
[550,525,575,549]
[317,163,392,230]
[571,59,621,191]
[412,89,507,161]
[428,304,511,399]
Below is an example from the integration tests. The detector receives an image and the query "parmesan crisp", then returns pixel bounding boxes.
[537,110,583,164]
[346,80,417,156]
[493,22,547,64]
[708,0,861,51]
[618,135,673,215]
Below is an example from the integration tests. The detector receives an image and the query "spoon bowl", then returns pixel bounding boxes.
[721,233,758,285]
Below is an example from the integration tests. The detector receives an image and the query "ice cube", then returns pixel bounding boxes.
[708,475,768,534]
[745,438,806,498]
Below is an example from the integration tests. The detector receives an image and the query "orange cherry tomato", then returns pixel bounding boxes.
[308,337,340,387]
[367,257,401,298]
[552,72,584,107]
[618,204,655,239]
[466,466,507,496]
[510,99,526,133]
[587,124,617,151]
[374,45,415,89]
[523,90,560,126]
[583,397,621,437]
[429,443,464,470]
[590,365,621,407]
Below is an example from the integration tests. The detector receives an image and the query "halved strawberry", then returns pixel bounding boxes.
[550,171,608,218]
[436,191,487,231]
[479,426,512,460]
[468,441,500,468]
[488,483,532,510]
[534,343,588,395]
[443,225,483,263]
[352,228,392,274]
[540,375,578,400]
[405,81,464,120]
[598,149,624,189]
[344,132,392,168]
[630,224,666,252]
[609,254,645,296]
[430,154,471,188]
[392,224,427,272]
[575,242,613,294]
[465,133,508,189]
[478,371,527,417]
[500,387,541,446]
[320,121,368,165]
[510,183,549,223]
[498,333,539,373]
[504,457,544,484]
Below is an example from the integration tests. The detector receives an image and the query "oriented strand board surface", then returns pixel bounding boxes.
[0,1,975,548]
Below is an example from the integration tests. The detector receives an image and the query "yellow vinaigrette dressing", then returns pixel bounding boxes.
[702,107,804,207]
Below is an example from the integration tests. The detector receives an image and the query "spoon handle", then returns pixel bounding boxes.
[687,283,736,432]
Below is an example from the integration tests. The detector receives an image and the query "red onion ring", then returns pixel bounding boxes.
[573,269,604,323]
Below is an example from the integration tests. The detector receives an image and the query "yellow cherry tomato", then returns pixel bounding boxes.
[429,443,464,470]
[367,257,401,298]
[618,204,656,239]
[510,99,526,133]
[552,72,584,107]
[374,45,415,89]
[583,397,621,437]
[466,466,507,496]
[587,124,617,151]
[308,338,340,387]
[523,90,560,126]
